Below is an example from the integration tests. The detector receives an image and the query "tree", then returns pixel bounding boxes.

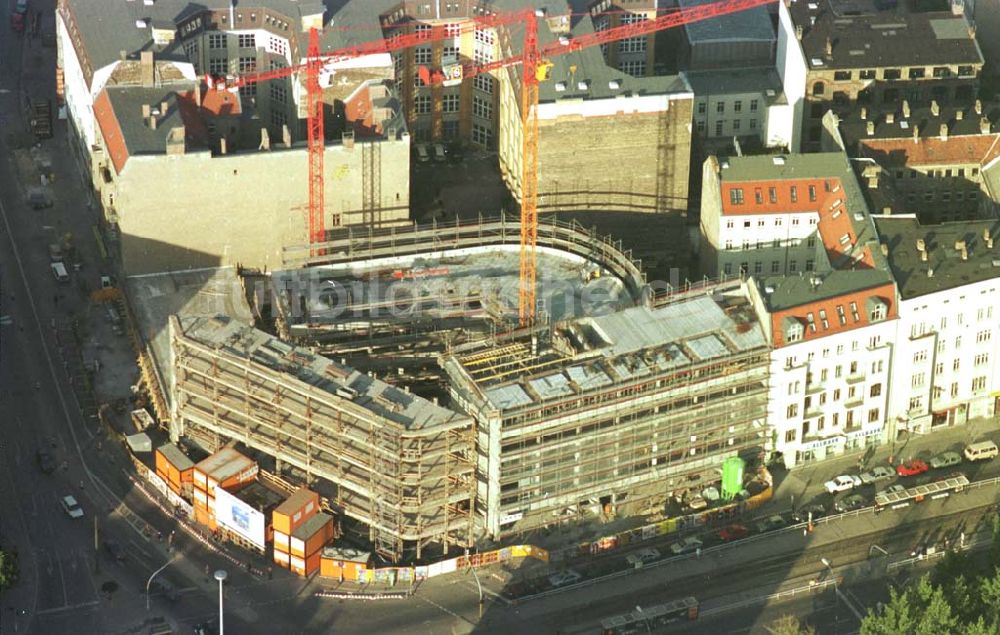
[861,585,919,635]
[990,514,1000,568]
[0,549,19,591]
[764,614,815,635]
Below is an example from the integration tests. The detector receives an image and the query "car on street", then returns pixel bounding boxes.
[833,494,867,513]
[61,495,84,519]
[547,569,582,588]
[790,503,827,524]
[669,536,704,555]
[896,459,929,477]
[433,143,447,162]
[859,466,895,485]
[718,524,749,542]
[878,484,906,497]
[625,547,661,567]
[755,515,787,533]
[36,448,56,474]
[103,539,125,562]
[824,474,861,494]
[930,452,962,470]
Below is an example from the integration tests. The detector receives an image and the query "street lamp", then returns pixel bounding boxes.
[821,558,840,634]
[214,569,227,635]
[146,556,177,611]
[469,566,484,618]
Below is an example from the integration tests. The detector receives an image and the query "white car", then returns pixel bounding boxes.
[547,569,582,588]
[859,466,895,485]
[824,475,861,494]
[669,536,703,556]
[61,495,84,519]
[625,547,661,567]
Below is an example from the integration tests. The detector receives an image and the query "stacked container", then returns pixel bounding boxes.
[319,547,371,582]
[191,448,257,531]
[289,512,334,576]
[154,443,195,498]
[272,488,320,569]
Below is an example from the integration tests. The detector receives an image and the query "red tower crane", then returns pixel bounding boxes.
[422,0,776,325]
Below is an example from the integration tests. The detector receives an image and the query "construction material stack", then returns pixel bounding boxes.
[272,487,320,570]
[155,443,195,498]
[191,448,258,530]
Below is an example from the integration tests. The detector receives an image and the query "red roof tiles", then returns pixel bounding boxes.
[94,90,129,174]
[770,281,897,348]
[860,135,1000,167]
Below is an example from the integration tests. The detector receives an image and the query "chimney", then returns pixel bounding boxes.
[149,114,158,130]
[880,243,889,256]
[165,127,185,156]
[259,127,270,151]
[913,124,920,143]
[342,130,355,150]
[282,124,291,147]
[960,248,968,261]
[902,100,910,119]
[795,25,803,40]
[194,85,202,107]
[119,49,127,61]
[927,267,934,277]
[866,121,875,136]
[939,123,949,141]
[824,36,833,58]
[160,101,168,116]
[986,228,994,249]
[956,109,964,121]
[980,117,991,134]
[916,238,926,252]
[219,137,227,155]
[931,100,940,117]
[975,99,983,115]
[140,51,155,87]
[955,239,967,252]
[142,103,151,118]
[921,250,929,262]
[885,112,895,124]
[860,106,867,120]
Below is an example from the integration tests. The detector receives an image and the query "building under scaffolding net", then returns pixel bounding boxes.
[169,315,476,561]
[441,280,771,539]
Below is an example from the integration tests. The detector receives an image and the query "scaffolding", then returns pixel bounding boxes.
[170,316,476,562]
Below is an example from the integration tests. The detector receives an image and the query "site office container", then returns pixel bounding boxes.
[289,550,322,577]
[290,513,334,559]
[273,529,291,567]
[193,448,258,494]
[272,487,320,537]
[319,549,371,582]
[155,444,195,496]
[273,548,290,568]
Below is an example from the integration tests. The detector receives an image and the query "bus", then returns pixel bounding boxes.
[600,596,699,634]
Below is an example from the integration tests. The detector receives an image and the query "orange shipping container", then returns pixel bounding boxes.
[272,488,320,536]
[193,448,257,495]
[273,530,290,553]
[290,549,322,577]
[155,444,195,494]
[273,549,290,568]
[320,547,370,582]
[290,513,333,558]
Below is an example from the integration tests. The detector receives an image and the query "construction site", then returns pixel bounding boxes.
[126,215,772,563]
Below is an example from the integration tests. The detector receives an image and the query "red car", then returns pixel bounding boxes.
[718,524,749,542]
[896,459,929,477]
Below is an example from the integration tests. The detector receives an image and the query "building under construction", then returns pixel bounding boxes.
[129,220,769,561]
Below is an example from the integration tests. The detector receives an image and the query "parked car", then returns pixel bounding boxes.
[964,440,999,462]
[790,503,827,524]
[61,495,84,519]
[36,448,56,474]
[834,494,867,513]
[625,547,661,567]
[433,143,447,162]
[547,569,582,588]
[755,515,787,533]
[669,536,703,555]
[896,459,929,477]
[859,466,895,485]
[718,524,749,542]
[414,144,430,163]
[685,495,708,511]
[878,484,906,497]
[930,452,962,470]
[102,539,125,562]
[824,474,861,494]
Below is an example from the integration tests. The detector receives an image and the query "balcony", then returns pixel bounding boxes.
[846,373,865,384]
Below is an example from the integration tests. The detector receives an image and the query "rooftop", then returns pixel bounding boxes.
[873,216,1000,299]
[446,285,769,412]
[228,478,287,513]
[292,512,333,540]
[321,546,370,563]
[179,315,470,431]
[273,488,318,517]
[195,447,256,483]
[836,101,1000,149]
[679,0,775,43]
[758,268,895,311]
[157,443,195,472]
[683,67,784,99]
[787,0,982,70]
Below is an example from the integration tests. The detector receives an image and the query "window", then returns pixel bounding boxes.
[750,119,757,130]
[238,33,255,48]
[911,373,925,388]
[209,58,227,75]
[870,302,885,321]
[238,57,255,72]
[873,360,884,373]
[775,218,783,226]
[239,83,256,99]
[414,73,426,88]
[472,95,491,119]
[908,67,926,79]
[733,119,741,131]
[953,359,961,372]
[834,388,841,400]
[768,187,777,203]
[725,219,735,229]
[792,217,800,226]
[936,362,944,375]
[956,336,962,349]
[270,82,287,105]
[808,185,817,201]
[619,60,646,76]
[734,100,742,113]
[909,396,923,411]
[414,95,431,115]
[755,189,763,204]
[474,74,494,94]
[414,47,432,64]
[914,351,927,363]
[977,330,993,343]
[812,81,825,97]
[958,65,975,77]
[442,45,458,61]
[883,68,901,80]
[754,262,762,274]
[785,429,797,443]
[716,101,725,113]
[445,22,462,37]
[973,376,987,392]
[868,408,880,423]
[805,260,814,271]
[715,120,723,136]
[617,15,647,53]
[870,383,882,398]
[789,186,798,202]
[442,120,459,139]
[859,69,876,80]
[696,120,706,133]
[442,93,460,113]
[750,99,759,112]
[771,261,780,273]
[724,239,733,250]
[473,28,494,64]
[208,33,226,50]
[974,353,989,367]
[787,404,799,418]
[270,110,285,128]
[951,382,960,398]
[471,122,491,147]
[789,260,797,273]
[697,102,706,115]
[723,263,733,275]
